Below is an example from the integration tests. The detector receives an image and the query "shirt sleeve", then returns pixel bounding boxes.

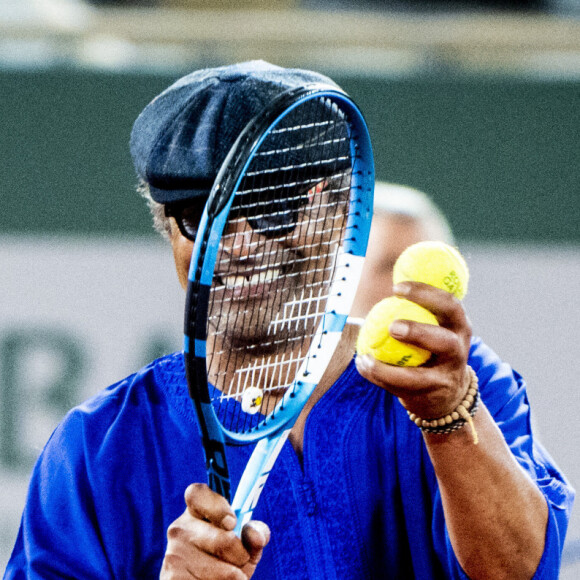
[5,356,203,580]
[4,409,116,579]
[434,337,575,579]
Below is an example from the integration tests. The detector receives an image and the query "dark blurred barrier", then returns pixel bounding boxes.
[1,67,578,242]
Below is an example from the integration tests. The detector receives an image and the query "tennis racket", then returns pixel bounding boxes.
[184,83,374,535]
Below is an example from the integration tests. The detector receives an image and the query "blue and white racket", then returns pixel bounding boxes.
[183,84,374,535]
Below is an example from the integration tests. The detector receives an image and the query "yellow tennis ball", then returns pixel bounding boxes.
[356,296,439,367]
[393,241,469,299]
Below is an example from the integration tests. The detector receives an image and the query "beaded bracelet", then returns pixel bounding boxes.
[403,366,480,444]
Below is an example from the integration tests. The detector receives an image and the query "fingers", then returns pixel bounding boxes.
[240,521,271,574]
[185,483,237,530]
[355,281,473,418]
[388,319,462,362]
[394,281,469,326]
[161,483,270,579]
[163,516,247,580]
[182,484,250,567]
[391,282,472,357]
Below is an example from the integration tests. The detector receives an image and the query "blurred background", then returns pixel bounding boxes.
[1,0,579,575]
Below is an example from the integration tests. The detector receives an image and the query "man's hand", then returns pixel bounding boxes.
[356,281,549,579]
[355,281,472,419]
[160,483,270,580]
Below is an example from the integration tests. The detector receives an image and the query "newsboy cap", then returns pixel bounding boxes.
[130,60,341,204]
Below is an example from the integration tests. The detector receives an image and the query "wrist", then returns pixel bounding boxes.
[401,366,480,444]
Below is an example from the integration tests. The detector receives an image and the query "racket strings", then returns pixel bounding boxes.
[252,96,346,404]
[207,96,352,434]
[229,188,348,222]
[224,119,340,426]
[244,155,351,175]
[211,246,338,286]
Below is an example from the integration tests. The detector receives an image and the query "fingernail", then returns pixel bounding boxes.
[393,283,410,296]
[221,514,237,530]
[248,521,270,544]
[355,354,373,372]
[389,320,409,338]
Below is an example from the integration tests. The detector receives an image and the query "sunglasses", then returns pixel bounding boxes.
[164,178,339,242]
[165,198,207,242]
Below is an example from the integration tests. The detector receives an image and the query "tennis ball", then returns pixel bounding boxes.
[356,296,439,367]
[393,241,469,300]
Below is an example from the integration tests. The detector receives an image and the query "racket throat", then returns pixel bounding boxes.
[231,430,291,535]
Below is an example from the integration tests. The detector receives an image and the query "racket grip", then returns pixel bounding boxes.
[231,430,290,535]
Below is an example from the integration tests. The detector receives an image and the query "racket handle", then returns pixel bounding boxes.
[231,430,290,535]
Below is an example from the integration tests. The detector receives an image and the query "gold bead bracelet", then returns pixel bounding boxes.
[404,366,480,444]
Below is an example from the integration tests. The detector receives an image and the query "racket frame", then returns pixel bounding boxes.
[184,84,374,520]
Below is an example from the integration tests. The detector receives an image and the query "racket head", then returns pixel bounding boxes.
[185,85,373,449]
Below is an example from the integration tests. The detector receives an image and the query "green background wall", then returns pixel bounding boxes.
[2,68,578,242]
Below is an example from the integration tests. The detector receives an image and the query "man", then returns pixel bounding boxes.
[351,181,455,318]
[5,61,573,579]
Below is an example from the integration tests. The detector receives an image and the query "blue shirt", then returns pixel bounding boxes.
[4,337,574,579]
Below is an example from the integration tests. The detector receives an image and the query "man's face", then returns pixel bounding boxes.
[171,180,346,344]
[169,179,348,393]
[169,220,195,292]
[216,184,346,346]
